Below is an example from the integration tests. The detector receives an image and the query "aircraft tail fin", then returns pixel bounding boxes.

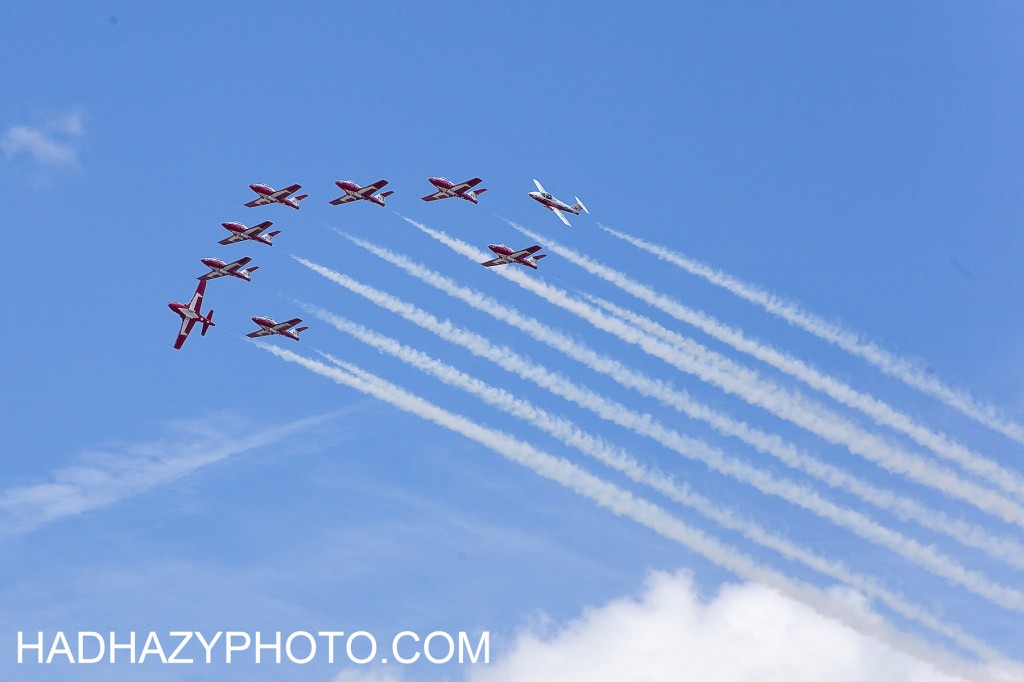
[245,266,259,278]
[533,254,547,261]
[573,197,589,215]
[294,194,309,204]
[475,188,487,195]
[379,191,394,200]
[266,230,281,242]
[295,326,309,336]
[202,310,215,336]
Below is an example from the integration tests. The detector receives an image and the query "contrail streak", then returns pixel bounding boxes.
[332,231,1024,569]
[513,221,1024,504]
[597,223,1024,448]
[291,255,1024,613]
[304,305,1004,657]
[0,413,332,539]
[256,342,1009,671]
[400,217,1024,529]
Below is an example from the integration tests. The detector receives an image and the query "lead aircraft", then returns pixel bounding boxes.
[247,316,308,341]
[219,220,281,246]
[528,179,589,226]
[329,179,393,207]
[245,183,308,210]
[481,244,547,270]
[198,256,259,282]
[168,280,215,350]
[421,177,487,204]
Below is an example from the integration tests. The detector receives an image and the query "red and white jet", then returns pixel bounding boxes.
[329,179,393,207]
[245,183,308,210]
[198,256,259,282]
[481,244,547,270]
[421,177,487,204]
[219,220,281,246]
[528,179,589,227]
[247,316,308,341]
[168,280,215,350]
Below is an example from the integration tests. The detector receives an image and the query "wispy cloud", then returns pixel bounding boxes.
[0,412,331,538]
[1,109,85,179]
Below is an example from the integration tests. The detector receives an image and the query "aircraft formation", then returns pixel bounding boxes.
[168,176,589,349]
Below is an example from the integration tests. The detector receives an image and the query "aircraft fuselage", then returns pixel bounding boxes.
[336,181,387,206]
[248,184,302,209]
[528,191,578,214]
[250,316,302,340]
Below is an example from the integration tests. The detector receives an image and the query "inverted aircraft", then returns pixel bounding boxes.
[219,220,280,246]
[528,179,589,227]
[168,280,215,350]
[421,177,487,204]
[198,256,259,282]
[329,179,393,207]
[481,244,547,270]
[247,316,308,341]
[245,183,308,210]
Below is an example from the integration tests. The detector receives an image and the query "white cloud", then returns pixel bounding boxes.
[1,109,85,173]
[471,571,998,682]
[330,670,407,682]
[48,110,85,137]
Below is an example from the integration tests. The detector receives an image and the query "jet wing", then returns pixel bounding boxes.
[244,195,273,208]
[189,280,207,309]
[359,180,388,196]
[421,191,447,201]
[246,327,275,338]
[223,257,252,273]
[450,177,482,195]
[481,257,504,267]
[551,207,572,226]
[510,245,543,260]
[275,318,303,331]
[533,178,547,193]
[174,318,197,349]
[274,183,302,199]
[224,221,272,243]
[329,193,359,205]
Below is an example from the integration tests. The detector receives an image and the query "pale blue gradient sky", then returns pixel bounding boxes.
[2,3,1023,680]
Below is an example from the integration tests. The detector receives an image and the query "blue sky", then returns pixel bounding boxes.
[2,3,1024,680]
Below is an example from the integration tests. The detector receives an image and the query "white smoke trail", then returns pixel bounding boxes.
[598,224,1024,448]
[512,221,1024,504]
[304,306,1006,657]
[291,255,1024,612]
[330,232,1024,568]
[399,217,1024,529]
[255,342,1009,672]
